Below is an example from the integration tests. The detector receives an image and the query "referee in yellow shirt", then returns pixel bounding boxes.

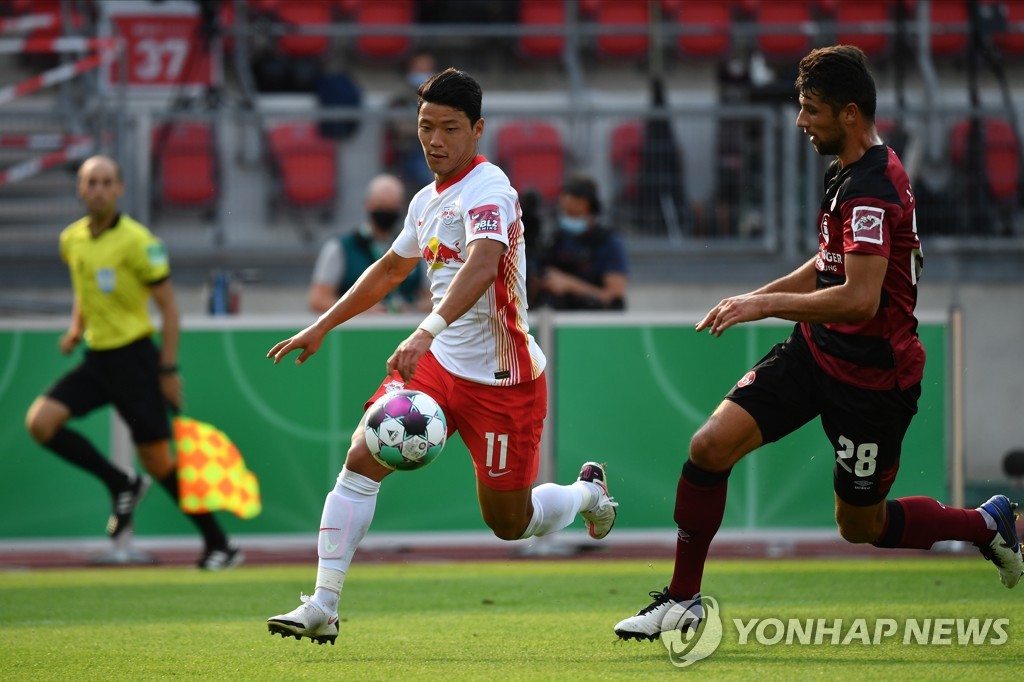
[25,155,242,570]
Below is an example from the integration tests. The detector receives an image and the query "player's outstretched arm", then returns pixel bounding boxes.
[267,324,327,366]
[696,254,887,336]
[696,257,818,336]
[269,250,420,366]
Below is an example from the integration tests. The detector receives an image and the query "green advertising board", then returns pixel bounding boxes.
[0,316,946,539]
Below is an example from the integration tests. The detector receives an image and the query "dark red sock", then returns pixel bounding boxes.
[668,460,730,599]
[875,496,993,549]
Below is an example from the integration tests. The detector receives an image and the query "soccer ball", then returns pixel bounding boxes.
[363,389,447,471]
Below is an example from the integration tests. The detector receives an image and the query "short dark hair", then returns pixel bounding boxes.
[794,45,877,121]
[562,175,601,215]
[417,67,482,125]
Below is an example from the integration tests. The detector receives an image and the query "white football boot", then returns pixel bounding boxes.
[614,588,702,642]
[267,595,339,645]
[578,461,618,540]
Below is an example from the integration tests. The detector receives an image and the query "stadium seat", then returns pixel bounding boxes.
[665,0,733,60]
[751,1,813,59]
[152,122,219,213]
[344,0,414,61]
[950,118,1020,204]
[994,0,1024,57]
[902,0,968,56]
[581,0,650,60]
[610,120,644,204]
[266,121,338,213]
[495,121,565,204]
[821,0,893,58]
[275,0,332,59]
[518,0,565,60]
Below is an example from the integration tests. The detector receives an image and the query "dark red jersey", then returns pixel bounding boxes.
[800,145,925,391]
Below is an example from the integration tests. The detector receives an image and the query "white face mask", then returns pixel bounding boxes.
[558,214,588,234]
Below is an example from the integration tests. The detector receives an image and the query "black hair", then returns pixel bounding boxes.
[562,174,601,216]
[417,67,483,125]
[794,45,877,121]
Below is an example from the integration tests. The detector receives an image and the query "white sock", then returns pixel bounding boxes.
[311,467,380,614]
[520,482,586,538]
[574,480,601,512]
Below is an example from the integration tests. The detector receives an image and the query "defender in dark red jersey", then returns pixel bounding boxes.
[615,45,1022,643]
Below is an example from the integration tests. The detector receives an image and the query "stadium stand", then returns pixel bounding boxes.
[610,119,645,206]
[495,120,566,205]
[994,0,1024,57]
[663,0,734,60]
[266,120,338,219]
[151,122,219,220]
[580,0,650,60]
[820,0,893,58]
[749,0,814,60]
[904,0,968,57]
[342,0,414,61]
[517,0,565,61]
[275,0,332,59]
[950,117,1021,237]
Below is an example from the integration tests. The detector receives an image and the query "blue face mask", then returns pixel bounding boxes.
[558,214,588,234]
[408,72,432,89]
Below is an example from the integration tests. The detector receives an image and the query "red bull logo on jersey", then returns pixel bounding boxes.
[468,204,502,235]
[423,236,465,270]
[852,206,885,245]
[440,204,458,225]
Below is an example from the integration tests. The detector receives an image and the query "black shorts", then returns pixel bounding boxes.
[725,325,920,506]
[46,337,171,444]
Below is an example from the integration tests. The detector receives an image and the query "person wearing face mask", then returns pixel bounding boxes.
[384,51,439,197]
[538,175,629,310]
[308,174,430,314]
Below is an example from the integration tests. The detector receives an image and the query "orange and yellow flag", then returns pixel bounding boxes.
[173,415,261,519]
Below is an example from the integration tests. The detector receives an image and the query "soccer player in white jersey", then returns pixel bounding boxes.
[264,68,619,645]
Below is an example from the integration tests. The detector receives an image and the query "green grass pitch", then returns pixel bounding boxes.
[2,556,1019,680]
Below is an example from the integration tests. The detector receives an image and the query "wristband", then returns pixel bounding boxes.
[159,364,179,375]
[417,312,448,338]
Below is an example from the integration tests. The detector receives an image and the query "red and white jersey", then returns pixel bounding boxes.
[392,155,546,386]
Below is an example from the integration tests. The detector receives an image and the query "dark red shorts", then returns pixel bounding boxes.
[725,327,920,506]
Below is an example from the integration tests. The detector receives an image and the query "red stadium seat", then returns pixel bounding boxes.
[902,0,968,56]
[582,0,649,60]
[518,0,565,60]
[610,120,644,203]
[752,1,812,59]
[152,122,218,210]
[346,0,413,60]
[267,121,338,210]
[994,0,1024,56]
[276,1,332,58]
[669,0,733,59]
[950,118,1021,203]
[495,121,565,204]
[826,0,893,58]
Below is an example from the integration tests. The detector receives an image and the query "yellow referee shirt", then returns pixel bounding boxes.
[60,214,170,351]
